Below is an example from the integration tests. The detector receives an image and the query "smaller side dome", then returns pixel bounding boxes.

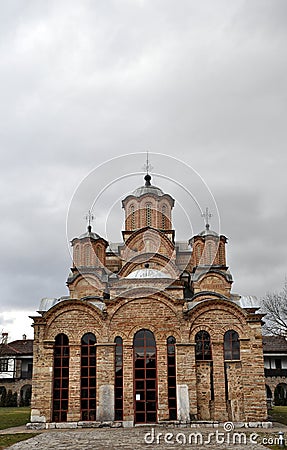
[198,224,219,237]
[71,226,108,269]
[79,230,101,240]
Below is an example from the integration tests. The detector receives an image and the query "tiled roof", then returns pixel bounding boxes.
[262,335,287,352]
[0,339,33,356]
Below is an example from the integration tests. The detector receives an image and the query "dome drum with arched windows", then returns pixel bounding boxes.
[122,174,175,238]
[71,227,108,270]
[29,171,268,429]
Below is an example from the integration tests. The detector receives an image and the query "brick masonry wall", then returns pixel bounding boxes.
[225,361,245,421]
[196,361,212,420]
[31,294,267,424]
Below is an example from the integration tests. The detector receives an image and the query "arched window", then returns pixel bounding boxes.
[167,336,177,420]
[134,329,157,423]
[114,337,123,420]
[207,242,213,265]
[266,384,272,399]
[219,243,225,265]
[53,334,69,422]
[0,387,7,405]
[84,244,91,266]
[130,205,135,230]
[146,203,152,227]
[196,244,202,265]
[20,384,32,406]
[195,331,212,361]
[224,330,240,360]
[73,244,80,267]
[95,246,102,267]
[274,383,287,406]
[161,205,167,230]
[81,333,97,421]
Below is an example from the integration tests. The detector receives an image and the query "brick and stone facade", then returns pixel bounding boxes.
[30,173,267,427]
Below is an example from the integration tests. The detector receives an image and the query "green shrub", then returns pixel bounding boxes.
[4,390,17,407]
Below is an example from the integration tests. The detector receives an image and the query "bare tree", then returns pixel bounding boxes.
[261,280,287,335]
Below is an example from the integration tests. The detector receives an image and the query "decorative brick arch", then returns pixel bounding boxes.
[189,324,214,341]
[123,226,176,258]
[43,300,106,343]
[72,274,104,291]
[108,329,130,342]
[118,253,179,279]
[219,323,244,340]
[196,272,231,295]
[109,291,182,322]
[188,299,248,340]
[108,293,183,345]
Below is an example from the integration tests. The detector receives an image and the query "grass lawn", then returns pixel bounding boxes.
[0,407,30,430]
[0,433,37,450]
[268,405,287,426]
[0,408,38,449]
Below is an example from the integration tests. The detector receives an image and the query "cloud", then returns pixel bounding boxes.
[0,0,286,339]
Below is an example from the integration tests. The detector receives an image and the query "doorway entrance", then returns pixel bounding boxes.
[134,329,157,423]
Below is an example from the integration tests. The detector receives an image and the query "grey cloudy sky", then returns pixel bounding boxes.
[0,0,286,340]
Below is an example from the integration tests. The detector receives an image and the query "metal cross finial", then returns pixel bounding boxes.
[202,207,212,229]
[143,151,153,175]
[85,210,94,231]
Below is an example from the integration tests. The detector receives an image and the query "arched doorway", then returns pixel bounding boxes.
[266,384,273,408]
[52,333,69,422]
[134,329,157,423]
[20,384,32,406]
[274,383,287,406]
[266,384,272,399]
[0,386,6,406]
[80,332,97,421]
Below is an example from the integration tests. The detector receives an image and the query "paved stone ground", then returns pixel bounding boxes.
[5,425,287,450]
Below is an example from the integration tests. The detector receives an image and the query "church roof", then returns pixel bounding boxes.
[78,230,101,240]
[263,335,287,353]
[131,174,167,198]
[132,184,165,198]
[71,225,108,245]
[126,268,172,279]
[1,339,33,356]
[198,224,219,237]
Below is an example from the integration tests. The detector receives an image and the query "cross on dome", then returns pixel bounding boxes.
[85,210,94,232]
[202,207,212,230]
[143,150,153,175]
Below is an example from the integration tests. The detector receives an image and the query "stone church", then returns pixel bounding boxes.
[30,173,267,427]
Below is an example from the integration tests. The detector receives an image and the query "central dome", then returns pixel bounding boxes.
[132,185,165,197]
[132,173,165,198]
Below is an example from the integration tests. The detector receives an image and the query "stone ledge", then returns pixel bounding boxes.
[77,421,101,428]
[26,422,46,430]
[26,420,273,430]
[56,422,78,429]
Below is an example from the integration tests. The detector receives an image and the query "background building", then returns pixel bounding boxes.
[29,174,267,427]
[0,333,33,406]
[263,335,287,407]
